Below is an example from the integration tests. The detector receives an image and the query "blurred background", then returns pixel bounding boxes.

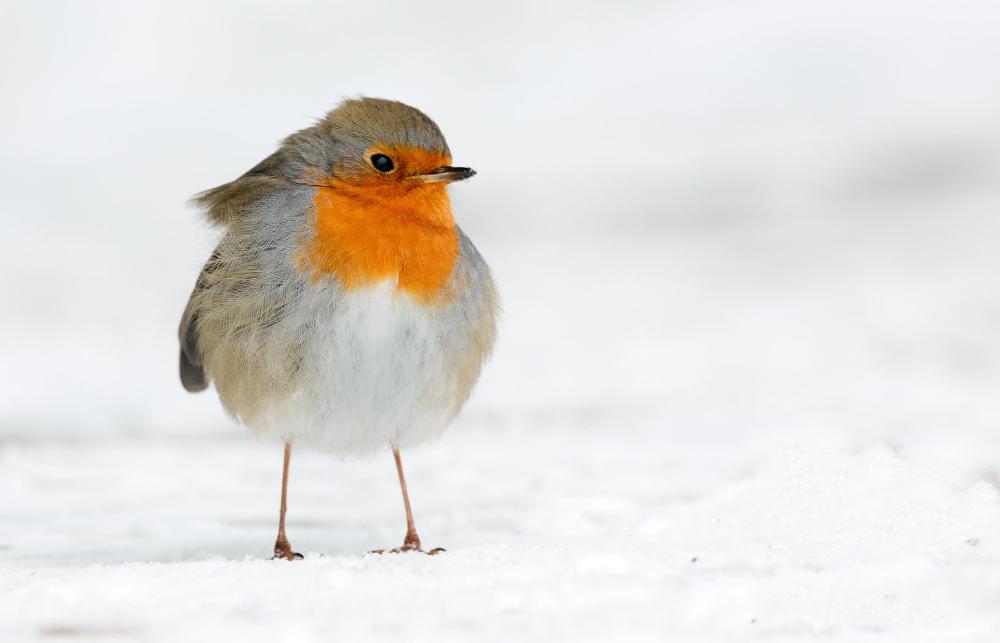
[1,1,1000,638]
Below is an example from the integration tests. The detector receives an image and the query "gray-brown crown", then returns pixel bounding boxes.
[193,97,451,224]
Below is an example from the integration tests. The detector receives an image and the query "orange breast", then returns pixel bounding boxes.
[299,178,459,306]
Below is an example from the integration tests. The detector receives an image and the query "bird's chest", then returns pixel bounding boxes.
[303,279,447,395]
[298,187,460,306]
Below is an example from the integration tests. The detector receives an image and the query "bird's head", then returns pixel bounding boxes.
[306,97,476,192]
[275,98,473,297]
[195,97,474,226]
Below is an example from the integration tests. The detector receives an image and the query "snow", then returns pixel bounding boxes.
[3,434,1000,641]
[3,0,1000,641]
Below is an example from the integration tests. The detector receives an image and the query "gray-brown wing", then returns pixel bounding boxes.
[192,150,294,226]
[180,148,304,393]
[177,249,221,392]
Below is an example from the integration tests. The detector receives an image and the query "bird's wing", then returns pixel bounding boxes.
[177,248,221,393]
[191,150,292,226]
[180,149,295,389]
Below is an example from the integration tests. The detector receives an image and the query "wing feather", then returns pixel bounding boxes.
[177,249,220,392]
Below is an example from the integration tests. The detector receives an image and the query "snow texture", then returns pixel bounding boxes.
[3,0,1000,641]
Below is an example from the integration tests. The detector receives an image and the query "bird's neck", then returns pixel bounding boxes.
[298,182,459,305]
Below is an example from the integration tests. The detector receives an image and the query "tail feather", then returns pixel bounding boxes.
[179,348,207,392]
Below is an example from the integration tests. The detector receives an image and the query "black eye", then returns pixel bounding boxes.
[370,153,394,172]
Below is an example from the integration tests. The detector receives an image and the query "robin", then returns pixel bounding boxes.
[178,97,498,559]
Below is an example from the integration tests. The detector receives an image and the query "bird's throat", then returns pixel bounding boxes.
[299,182,459,305]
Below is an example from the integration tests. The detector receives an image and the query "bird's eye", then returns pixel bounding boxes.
[370,154,394,172]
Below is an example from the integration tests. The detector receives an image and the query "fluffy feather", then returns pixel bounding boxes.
[178,98,497,455]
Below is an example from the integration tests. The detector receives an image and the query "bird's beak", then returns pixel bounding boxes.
[412,166,477,184]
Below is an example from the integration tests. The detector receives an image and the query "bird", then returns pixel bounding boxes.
[178,97,498,559]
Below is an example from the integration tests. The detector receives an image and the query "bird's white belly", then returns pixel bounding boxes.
[251,279,461,455]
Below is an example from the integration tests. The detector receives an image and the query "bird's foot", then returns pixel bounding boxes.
[369,534,445,556]
[272,537,303,561]
[369,545,446,556]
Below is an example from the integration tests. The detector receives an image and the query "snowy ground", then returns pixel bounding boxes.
[3,0,1000,641]
[3,430,1000,643]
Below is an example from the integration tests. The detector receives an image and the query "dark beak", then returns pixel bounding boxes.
[413,166,477,184]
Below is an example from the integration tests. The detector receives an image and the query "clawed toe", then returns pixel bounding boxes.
[273,539,302,560]
[369,546,446,556]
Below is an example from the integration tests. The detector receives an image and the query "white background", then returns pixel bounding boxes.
[2,1,1000,641]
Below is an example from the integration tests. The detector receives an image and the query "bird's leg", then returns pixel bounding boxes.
[371,448,445,555]
[394,447,422,551]
[272,441,302,560]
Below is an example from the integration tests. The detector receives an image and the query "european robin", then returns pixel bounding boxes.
[178,98,498,558]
